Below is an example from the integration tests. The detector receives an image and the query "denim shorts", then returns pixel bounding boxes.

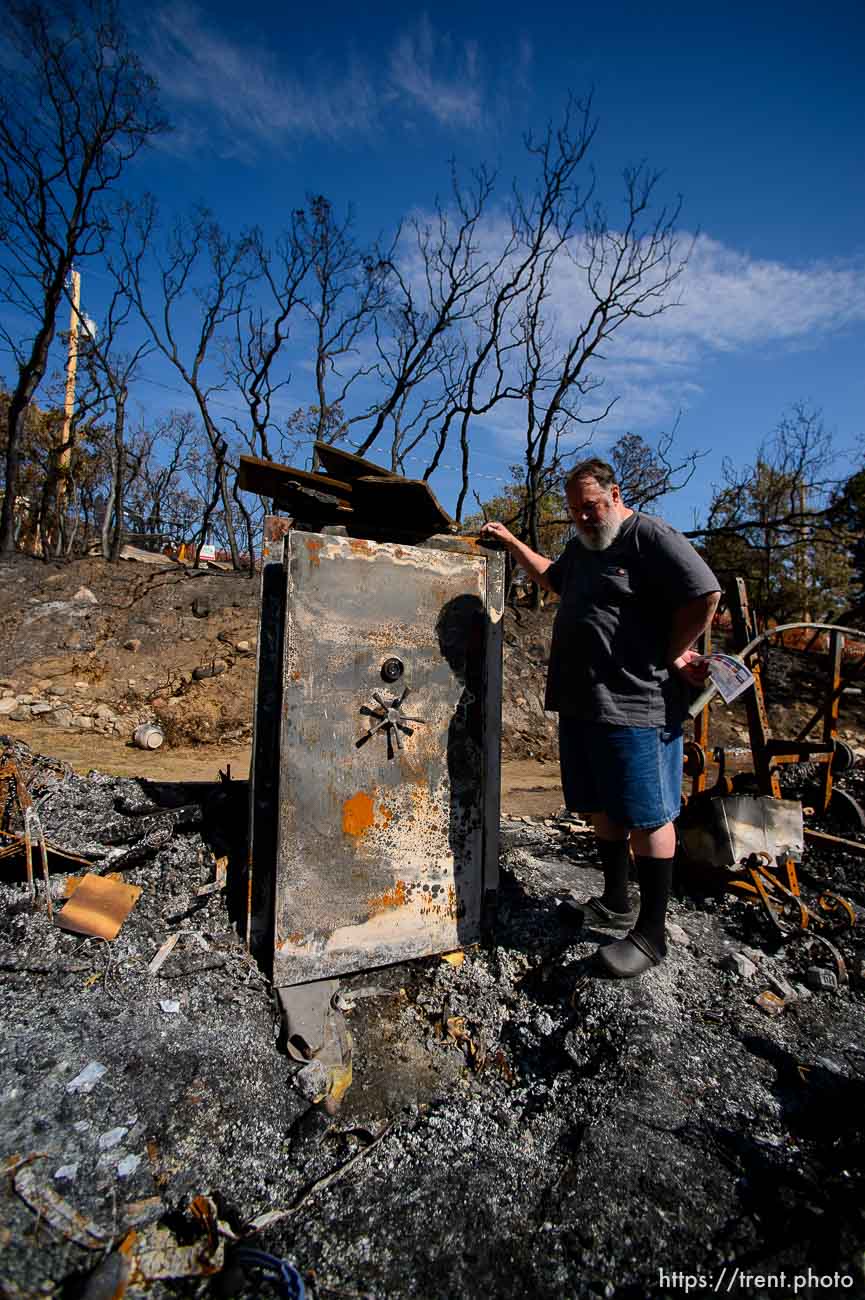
[558,718,684,829]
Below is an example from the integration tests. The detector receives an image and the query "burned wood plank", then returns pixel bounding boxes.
[238,454,354,503]
[313,441,394,482]
[55,873,142,940]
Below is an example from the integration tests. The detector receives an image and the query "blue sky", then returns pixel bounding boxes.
[34,1,865,529]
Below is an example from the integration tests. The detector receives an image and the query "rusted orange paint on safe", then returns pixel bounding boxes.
[305,538,322,566]
[368,879,409,914]
[349,538,371,553]
[342,791,376,836]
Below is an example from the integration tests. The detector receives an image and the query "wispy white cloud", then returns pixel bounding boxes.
[663,235,865,349]
[516,35,534,88]
[388,15,484,128]
[140,3,378,156]
[138,5,502,156]
[535,232,865,431]
[547,234,865,356]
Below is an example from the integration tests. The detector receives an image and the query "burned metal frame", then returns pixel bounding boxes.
[686,577,865,821]
[728,850,856,937]
[681,575,864,934]
[246,515,290,956]
[0,752,104,917]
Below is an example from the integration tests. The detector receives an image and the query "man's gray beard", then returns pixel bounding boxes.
[573,516,623,552]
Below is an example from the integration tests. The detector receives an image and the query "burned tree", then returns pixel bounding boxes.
[226,220,311,466]
[434,98,600,522]
[0,0,166,556]
[75,279,152,559]
[368,130,584,515]
[516,163,689,556]
[829,464,865,626]
[122,201,255,568]
[699,405,852,624]
[227,200,388,472]
[354,162,523,497]
[348,99,689,534]
[610,427,703,512]
[298,198,390,456]
[123,411,198,549]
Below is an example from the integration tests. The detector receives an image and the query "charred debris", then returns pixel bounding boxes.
[1,743,864,1297]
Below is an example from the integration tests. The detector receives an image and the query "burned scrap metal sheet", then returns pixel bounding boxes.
[267,530,503,985]
[238,451,454,536]
[679,794,804,869]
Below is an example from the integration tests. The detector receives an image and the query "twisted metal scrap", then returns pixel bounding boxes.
[0,752,89,916]
[0,758,52,918]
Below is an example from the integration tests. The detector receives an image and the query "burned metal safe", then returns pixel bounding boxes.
[247,517,504,989]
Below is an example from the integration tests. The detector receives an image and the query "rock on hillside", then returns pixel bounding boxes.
[1,552,261,748]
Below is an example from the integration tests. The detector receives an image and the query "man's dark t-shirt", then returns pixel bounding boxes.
[545,512,719,728]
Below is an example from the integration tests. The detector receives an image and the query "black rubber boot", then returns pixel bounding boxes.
[597,837,632,915]
[633,854,674,955]
[596,855,674,978]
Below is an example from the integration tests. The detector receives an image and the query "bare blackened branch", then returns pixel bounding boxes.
[225,220,311,462]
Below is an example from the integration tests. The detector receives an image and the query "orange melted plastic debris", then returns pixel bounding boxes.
[342,791,376,836]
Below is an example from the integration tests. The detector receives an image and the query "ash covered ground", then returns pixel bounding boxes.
[2,739,865,1299]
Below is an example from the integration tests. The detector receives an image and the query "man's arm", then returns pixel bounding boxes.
[668,591,721,685]
[479,522,556,590]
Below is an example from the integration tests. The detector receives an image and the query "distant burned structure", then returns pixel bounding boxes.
[238,446,504,1091]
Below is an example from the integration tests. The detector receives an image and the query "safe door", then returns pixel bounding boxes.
[263,529,503,987]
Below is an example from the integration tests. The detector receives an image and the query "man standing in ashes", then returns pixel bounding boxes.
[481,458,720,978]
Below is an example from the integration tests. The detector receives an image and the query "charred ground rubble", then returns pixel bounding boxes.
[1,740,865,1299]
